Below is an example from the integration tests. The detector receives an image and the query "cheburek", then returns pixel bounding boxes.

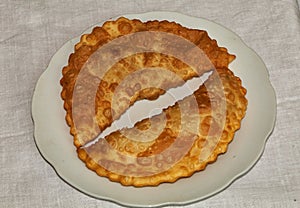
[77,67,247,187]
[60,17,247,187]
[60,17,236,148]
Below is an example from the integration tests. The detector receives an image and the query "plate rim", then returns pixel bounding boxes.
[32,11,277,207]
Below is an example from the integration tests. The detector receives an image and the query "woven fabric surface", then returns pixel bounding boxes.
[1,0,299,207]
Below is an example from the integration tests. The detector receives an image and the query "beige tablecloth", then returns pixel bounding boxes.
[1,0,300,207]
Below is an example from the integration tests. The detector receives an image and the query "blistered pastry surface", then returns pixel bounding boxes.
[77,68,247,187]
[60,17,247,187]
[60,17,235,147]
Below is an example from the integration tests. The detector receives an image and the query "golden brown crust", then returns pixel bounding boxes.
[60,17,236,148]
[77,67,247,187]
[60,17,247,187]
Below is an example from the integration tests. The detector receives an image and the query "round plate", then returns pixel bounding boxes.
[32,11,276,207]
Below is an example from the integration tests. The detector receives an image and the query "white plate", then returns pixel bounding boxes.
[32,11,276,207]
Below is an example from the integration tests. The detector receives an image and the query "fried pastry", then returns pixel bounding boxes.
[60,17,247,187]
[77,67,247,187]
[60,17,236,148]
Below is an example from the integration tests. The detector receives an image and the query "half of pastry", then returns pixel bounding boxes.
[77,67,247,187]
[60,17,236,148]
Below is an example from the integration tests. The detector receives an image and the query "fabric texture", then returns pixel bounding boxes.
[1,0,300,207]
